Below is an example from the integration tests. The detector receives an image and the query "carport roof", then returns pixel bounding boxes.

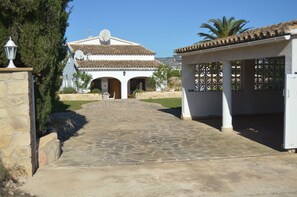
[175,19,297,54]
[77,60,162,70]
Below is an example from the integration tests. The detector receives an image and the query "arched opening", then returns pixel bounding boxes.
[90,78,101,92]
[91,77,121,99]
[128,77,149,96]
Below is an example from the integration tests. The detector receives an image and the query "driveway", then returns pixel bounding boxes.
[51,100,278,167]
[21,100,297,196]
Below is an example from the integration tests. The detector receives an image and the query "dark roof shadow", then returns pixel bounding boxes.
[233,113,284,151]
[158,107,181,118]
[196,113,284,151]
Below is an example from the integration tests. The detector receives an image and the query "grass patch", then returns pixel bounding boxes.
[141,98,181,108]
[52,100,96,113]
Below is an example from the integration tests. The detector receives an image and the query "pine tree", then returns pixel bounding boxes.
[0,0,72,135]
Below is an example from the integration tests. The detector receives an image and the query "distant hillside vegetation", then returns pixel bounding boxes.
[156,55,181,70]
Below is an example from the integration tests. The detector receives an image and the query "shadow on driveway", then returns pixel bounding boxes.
[196,113,284,151]
[158,107,181,118]
[50,111,88,142]
[156,104,284,151]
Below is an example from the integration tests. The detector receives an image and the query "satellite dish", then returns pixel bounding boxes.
[99,29,111,44]
[74,50,85,60]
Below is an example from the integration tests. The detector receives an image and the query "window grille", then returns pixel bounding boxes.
[232,60,242,91]
[195,62,222,91]
[195,61,242,92]
[254,57,285,90]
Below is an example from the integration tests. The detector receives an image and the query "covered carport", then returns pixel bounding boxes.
[175,19,297,150]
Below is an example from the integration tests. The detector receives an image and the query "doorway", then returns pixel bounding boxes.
[109,78,121,99]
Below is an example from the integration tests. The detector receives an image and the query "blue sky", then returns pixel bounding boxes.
[66,0,297,57]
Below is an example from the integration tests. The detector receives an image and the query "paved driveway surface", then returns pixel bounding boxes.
[51,99,279,167]
[22,100,297,197]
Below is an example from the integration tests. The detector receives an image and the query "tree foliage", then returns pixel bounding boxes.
[73,71,92,93]
[150,64,181,91]
[0,0,72,135]
[198,16,251,41]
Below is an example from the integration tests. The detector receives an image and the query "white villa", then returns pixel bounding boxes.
[62,30,161,99]
[175,19,297,149]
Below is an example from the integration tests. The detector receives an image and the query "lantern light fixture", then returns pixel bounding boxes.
[4,37,17,68]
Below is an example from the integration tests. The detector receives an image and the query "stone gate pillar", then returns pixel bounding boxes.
[0,68,37,177]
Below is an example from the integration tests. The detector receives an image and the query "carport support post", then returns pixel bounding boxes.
[292,39,297,73]
[222,61,233,132]
[181,64,195,120]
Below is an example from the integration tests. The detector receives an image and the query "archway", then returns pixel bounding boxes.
[90,78,101,92]
[128,77,147,96]
[90,77,121,99]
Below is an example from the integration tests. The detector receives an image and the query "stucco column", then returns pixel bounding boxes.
[222,61,233,132]
[121,79,128,99]
[181,64,195,120]
[292,39,297,74]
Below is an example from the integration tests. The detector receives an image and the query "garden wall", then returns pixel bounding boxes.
[59,93,102,101]
[135,91,182,99]
[0,68,37,177]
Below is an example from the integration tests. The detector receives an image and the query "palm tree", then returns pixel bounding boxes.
[198,16,251,41]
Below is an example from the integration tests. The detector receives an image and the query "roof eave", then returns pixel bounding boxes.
[175,35,291,56]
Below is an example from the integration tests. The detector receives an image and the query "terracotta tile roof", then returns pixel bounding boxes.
[69,44,156,55]
[175,19,297,54]
[77,60,162,69]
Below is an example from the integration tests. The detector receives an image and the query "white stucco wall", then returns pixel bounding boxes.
[291,38,297,74]
[180,38,295,119]
[85,70,155,99]
[185,90,283,118]
[61,58,76,89]
[87,70,155,82]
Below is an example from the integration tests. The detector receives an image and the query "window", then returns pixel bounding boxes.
[195,62,222,92]
[195,61,242,92]
[254,57,285,90]
[232,60,242,91]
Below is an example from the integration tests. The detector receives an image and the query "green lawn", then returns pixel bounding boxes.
[141,98,181,108]
[52,100,96,113]
[52,98,181,113]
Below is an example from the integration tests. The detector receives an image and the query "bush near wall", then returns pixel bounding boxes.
[61,87,77,94]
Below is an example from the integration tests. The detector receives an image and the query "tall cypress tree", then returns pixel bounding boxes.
[0,0,72,135]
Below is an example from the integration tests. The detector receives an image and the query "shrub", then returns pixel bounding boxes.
[91,88,101,94]
[168,77,182,91]
[0,160,10,183]
[73,71,92,93]
[61,87,77,94]
[146,77,156,91]
[132,89,143,97]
